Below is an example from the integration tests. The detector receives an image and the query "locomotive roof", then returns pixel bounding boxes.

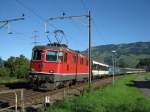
[33,45,72,51]
[33,44,86,57]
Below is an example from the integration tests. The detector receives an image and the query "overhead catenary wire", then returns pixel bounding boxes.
[48,14,89,45]
[0,22,8,30]
[57,15,87,46]
[80,0,89,11]
[15,0,86,46]
[15,0,59,43]
[15,0,57,29]
[15,0,71,45]
[15,0,43,21]
[15,0,80,46]
[45,18,70,45]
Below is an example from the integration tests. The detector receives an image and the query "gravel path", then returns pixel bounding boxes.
[135,75,150,98]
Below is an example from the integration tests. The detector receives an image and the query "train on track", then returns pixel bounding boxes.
[28,43,145,90]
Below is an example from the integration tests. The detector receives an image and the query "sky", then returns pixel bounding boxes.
[0,0,150,59]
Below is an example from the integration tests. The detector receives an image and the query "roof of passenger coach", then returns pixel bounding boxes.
[92,60,109,67]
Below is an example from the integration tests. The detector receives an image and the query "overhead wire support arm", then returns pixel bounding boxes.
[0,16,25,34]
[0,17,24,23]
[48,15,88,21]
[0,22,8,30]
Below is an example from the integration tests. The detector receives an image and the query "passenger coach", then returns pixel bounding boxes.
[92,61,109,77]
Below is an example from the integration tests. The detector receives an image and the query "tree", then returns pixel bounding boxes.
[15,55,30,78]
[136,58,150,71]
[4,55,30,78]
[0,57,4,68]
[5,56,16,76]
[118,58,128,67]
[0,67,10,77]
[104,56,112,65]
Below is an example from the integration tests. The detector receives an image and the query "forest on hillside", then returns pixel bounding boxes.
[85,42,150,68]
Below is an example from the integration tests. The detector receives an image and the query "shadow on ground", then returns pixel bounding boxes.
[0,101,9,108]
[4,82,49,92]
[126,80,150,89]
[4,82,31,90]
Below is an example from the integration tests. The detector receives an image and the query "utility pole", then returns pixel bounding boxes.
[88,11,92,89]
[46,11,92,88]
[112,50,116,86]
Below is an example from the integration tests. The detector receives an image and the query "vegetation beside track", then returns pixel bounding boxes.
[145,72,150,80]
[46,74,150,112]
[0,76,25,84]
[0,55,29,84]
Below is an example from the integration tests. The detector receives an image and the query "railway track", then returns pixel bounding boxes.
[0,75,122,111]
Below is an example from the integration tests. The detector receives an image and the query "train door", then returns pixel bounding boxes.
[72,54,77,74]
[62,52,68,73]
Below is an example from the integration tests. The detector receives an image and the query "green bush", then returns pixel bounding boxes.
[0,67,10,77]
[4,55,30,78]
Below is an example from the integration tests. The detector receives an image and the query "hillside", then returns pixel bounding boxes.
[83,42,150,67]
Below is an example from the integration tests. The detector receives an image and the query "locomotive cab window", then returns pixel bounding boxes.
[32,49,42,60]
[46,50,58,61]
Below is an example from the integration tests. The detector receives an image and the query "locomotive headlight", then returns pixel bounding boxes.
[49,70,54,73]
[31,68,35,72]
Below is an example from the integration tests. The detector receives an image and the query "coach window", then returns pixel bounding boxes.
[96,64,99,70]
[72,55,77,64]
[92,64,96,70]
[64,53,67,63]
[104,66,108,71]
[97,65,100,70]
[80,57,83,64]
[100,65,103,70]
[101,66,107,70]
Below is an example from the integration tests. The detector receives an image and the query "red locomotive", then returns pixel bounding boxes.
[28,43,89,90]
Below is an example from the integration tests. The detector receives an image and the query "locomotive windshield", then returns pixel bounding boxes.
[32,49,42,60]
[46,50,58,61]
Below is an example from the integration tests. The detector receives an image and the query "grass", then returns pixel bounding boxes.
[145,72,150,80]
[46,74,150,112]
[0,76,24,84]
